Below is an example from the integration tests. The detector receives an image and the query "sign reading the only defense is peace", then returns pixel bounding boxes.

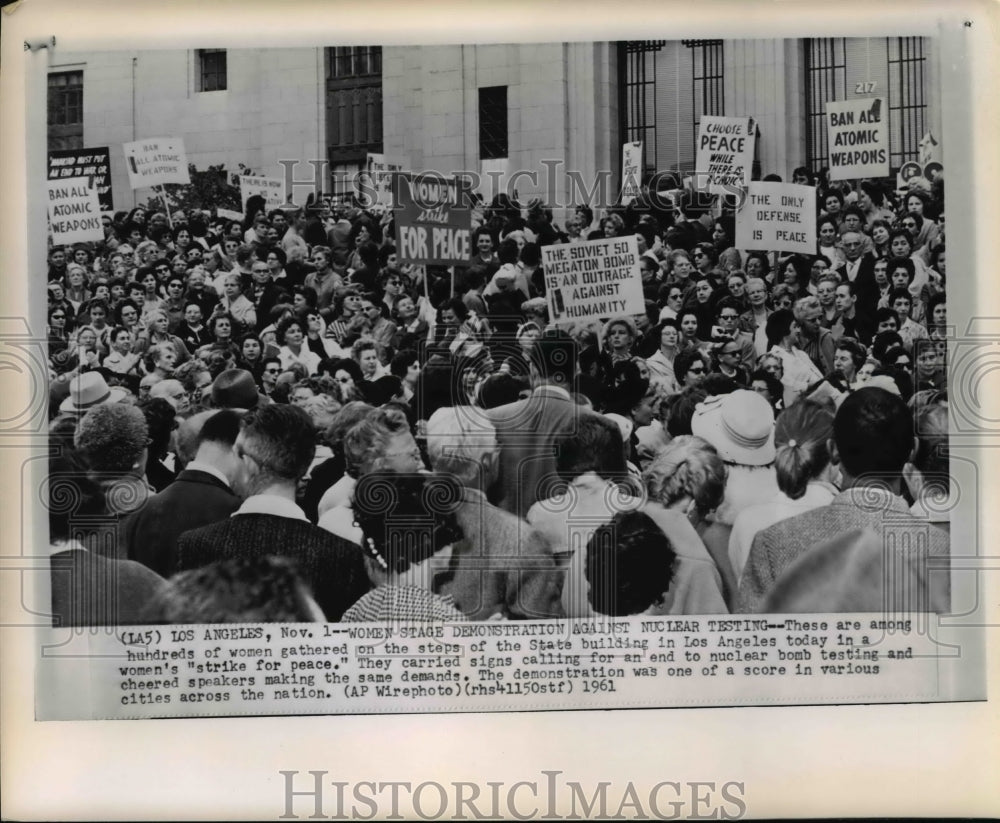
[695,116,756,194]
[825,98,888,180]
[122,137,191,189]
[735,181,816,255]
[542,235,645,324]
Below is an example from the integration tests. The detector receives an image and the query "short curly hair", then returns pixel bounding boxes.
[73,403,148,474]
[643,435,726,517]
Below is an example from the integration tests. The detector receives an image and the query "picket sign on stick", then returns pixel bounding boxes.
[158,186,174,228]
[734,181,817,255]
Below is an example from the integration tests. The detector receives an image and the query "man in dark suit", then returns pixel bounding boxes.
[120,409,244,578]
[737,387,950,614]
[485,328,592,519]
[833,231,879,321]
[177,404,369,620]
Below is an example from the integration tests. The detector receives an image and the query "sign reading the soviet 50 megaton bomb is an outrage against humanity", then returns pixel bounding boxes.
[542,235,646,323]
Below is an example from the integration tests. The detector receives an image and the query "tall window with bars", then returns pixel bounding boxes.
[887,37,927,170]
[197,49,227,92]
[804,37,927,174]
[686,40,725,150]
[48,70,83,152]
[478,86,508,160]
[619,41,664,175]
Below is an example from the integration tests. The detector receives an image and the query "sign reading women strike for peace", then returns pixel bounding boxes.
[825,98,888,180]
[695,116,756,194]
[240,175,287,211]
[393,173,474,266]
[47,177,104,244]
[542,236,645,323]
[122,137,191,189]
[735,181,816,254]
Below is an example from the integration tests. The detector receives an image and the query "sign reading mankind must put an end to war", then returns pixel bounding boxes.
[542,236,645,323]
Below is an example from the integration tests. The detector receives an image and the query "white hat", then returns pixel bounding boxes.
[691,390,775,466]
[59,372,129,414]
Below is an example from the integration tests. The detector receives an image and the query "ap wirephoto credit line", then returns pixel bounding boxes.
[2,2,997,819]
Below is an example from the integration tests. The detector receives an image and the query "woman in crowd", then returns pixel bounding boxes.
[326,287,365,347]
[645,319,681,394]
[601,316,640,367]
[217,272,257,334]
[276,315,321,377]
[527,413,640,619]
[765,308,823,407]
[870,218,893,259]
[727,401,837,584]
[135,309,190,365]
[816,215,844,269]
[904,189,938,249]
[712,216,741,271]
[328,357,365,403]
[344,471,467,623]
[641,435,729,613]
[103,326,143,376]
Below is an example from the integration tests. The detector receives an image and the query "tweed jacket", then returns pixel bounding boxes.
[736,487,950,614]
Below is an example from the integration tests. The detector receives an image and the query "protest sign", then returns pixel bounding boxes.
[542,235,645,323]
[897,161,923,192]
[122,137,190,189]
[918,131,940,165]
[47,147,113,212]
[393,173,474,266]
[240,175,286,212]
[620,141,642,205]
[363,153,407,208]
[825,98,888,180]
[695,116,755,193]
[216,207,244,221]
[47,177,103,244]
[735,181,816,255]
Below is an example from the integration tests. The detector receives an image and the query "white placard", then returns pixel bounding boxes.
[46,177,103,244]
[735,181,816,254]
[825,98,889,180]
[620,141,642,205]
[122,137,191,189]
[542,235,645,323]
[695,116,755,194]
[240,174,287,212]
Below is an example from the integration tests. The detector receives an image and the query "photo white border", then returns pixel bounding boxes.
[3,0,998,818]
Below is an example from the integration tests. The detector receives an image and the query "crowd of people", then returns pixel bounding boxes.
[46,166,951,625]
